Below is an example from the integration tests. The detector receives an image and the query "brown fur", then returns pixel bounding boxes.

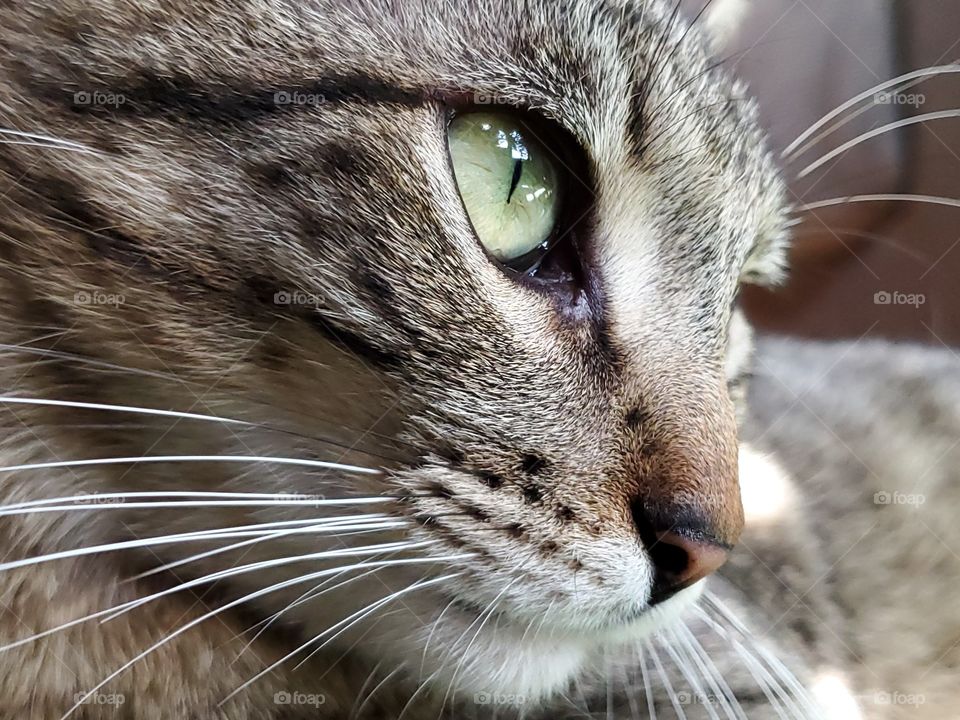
[0,0,799,717]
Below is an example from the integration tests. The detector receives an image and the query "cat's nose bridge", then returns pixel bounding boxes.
[624,376,744,552]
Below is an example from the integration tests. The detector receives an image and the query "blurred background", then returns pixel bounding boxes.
[687,0,960,346]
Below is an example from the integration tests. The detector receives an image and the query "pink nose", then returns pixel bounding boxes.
[645,530,731,602]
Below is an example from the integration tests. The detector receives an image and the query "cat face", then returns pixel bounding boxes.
[0,0,788,702]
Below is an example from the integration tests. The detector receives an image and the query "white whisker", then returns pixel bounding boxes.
[102,541,436,622]
[0,497,394,516]
[702,594,825,718]
[233,558,397,663]
[782,64,960,158]
[0,390,412,463]
[0,515,398,573]
[798,110,960,178]
[798,193,960,214]
[217,572,462,707]
[785,74,937,161]
[638,643,658,720]
[351,663,403,720]
[698,599,815,720]
[646,638,687,720]
[0,139,97,154]
[0,395,251,425]
[130,519,407,580]
[660,627,722,720]
[675,623,746,720]
[0,490,396,513]
[695,607,789,720]
[1,553,461,659]
[0,454,380,479]
[62,561,466,719]
[0,128,92,150]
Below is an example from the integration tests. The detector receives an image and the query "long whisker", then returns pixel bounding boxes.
[0,490,398,512]
[351,663,404,720]
[675,623,746,720]
[396,666,443,720]
[0,395,254,426]
[782,64,960,158]
[4,553,457,657]
[0,496,395,518]
[699,597,821,720]
[0,128,92,150]
[0,139,98,154]
[440,570,523,712]
[638,643,658,720]
[0,515,398,573]
[62,560,467,719]
[0,454,379,478]
[704,596,825,720]
[694,607,789,720]
[784,73,938,162]
[217,572,462,707]
[233,556,400,663]
[0,383,416,463]
[798,110,960,177]
[646,638,687,720]
[102,541,435,622]
[791,225,935,267]
[797,193,960,214]
[659,626,722,720]
[130,519,407,580]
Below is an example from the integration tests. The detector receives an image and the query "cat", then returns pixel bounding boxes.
[0,0,955,718]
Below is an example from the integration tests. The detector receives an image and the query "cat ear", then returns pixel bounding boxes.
[701,0,751,53]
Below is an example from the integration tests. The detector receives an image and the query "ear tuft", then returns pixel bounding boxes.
[703,0,751,53]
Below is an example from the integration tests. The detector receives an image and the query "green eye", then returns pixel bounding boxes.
[448,112,563,270]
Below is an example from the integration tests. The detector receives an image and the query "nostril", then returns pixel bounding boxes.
[631,501,731,603]
[646,535,691,578]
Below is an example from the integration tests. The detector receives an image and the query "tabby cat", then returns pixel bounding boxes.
[0,0,956,718]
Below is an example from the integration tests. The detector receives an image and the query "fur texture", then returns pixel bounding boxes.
[0,1,953,718]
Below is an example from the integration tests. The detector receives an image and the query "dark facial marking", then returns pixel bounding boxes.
[539,541,560,556]
[479,472,504,490]
[625,406,650,430]
[520,453,548,474]
[522,484,543,504]
[505,522,526,539]
[52,71,424,125]
[305,313,407,372]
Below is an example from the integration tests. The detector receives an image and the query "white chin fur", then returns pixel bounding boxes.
[423,582,706,703]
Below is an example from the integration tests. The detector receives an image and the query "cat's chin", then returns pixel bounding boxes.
[408,582,706,704]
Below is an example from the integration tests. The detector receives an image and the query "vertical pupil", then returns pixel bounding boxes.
[506,159,523,203]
